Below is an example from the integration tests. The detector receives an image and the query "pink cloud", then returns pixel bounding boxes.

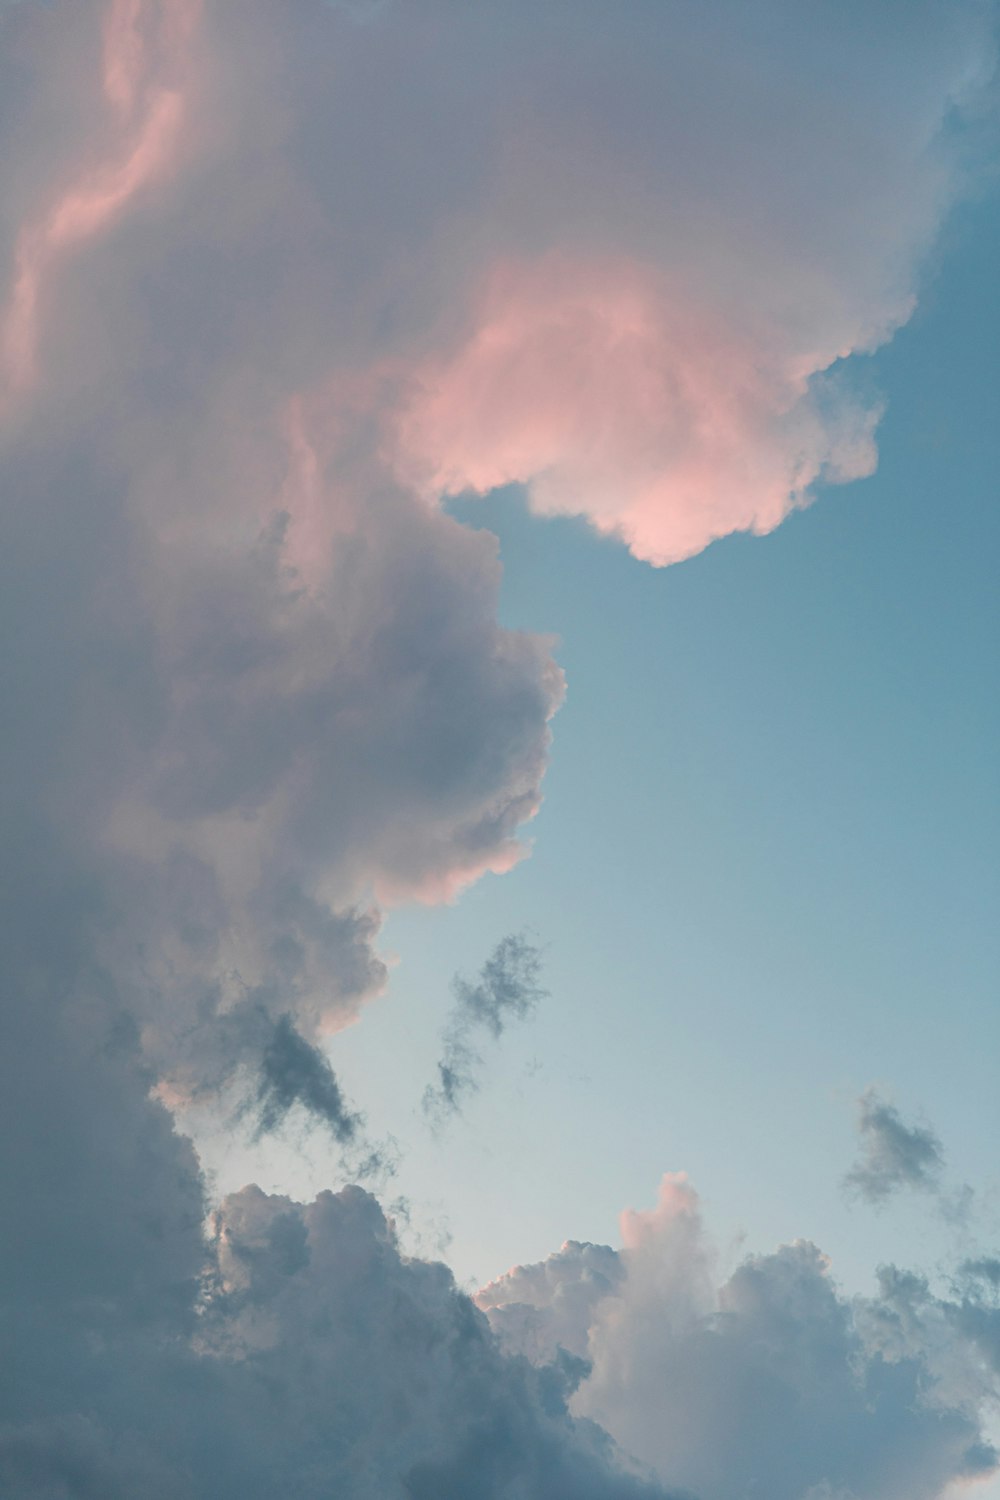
[1,0,198,400]
[102,0,145,119]
[619,1170,702,1253]
[397,254,881,566]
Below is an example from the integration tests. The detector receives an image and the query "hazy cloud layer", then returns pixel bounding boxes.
[424,933,546,1124]
[0,1,996,1496]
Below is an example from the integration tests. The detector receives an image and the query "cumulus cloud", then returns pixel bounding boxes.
[424,932,546,1124]
[845,1089,946,1205]
[3,1171,672,1497]
[479,1174,1000,1500]
[0,1,996,1495]
[388,1,994,563]
[0,0,571,1134]
[200,1184,668,1499]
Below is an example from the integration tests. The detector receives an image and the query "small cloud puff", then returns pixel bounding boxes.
[844,1088,945,1205]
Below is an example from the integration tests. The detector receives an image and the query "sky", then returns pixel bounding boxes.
[0,3,998,1499]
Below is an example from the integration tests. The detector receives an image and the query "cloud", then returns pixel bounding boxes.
[253,1013,360,1141]
[200,1184,670,1499]
[424,933,547,1124]
[0,2,996,1496]
[3,1169,675,1497]
[844,1089,946,1205]
[387,1,994,564]
[479,1174,1000,1500]
[0,0,568,1139]
[1,0,198,399]
[475,1238,626,1368]
[950,1260,1000,1382]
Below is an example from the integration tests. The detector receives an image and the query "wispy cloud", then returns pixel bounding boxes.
[253,1013,359,1142]
[844,1088,945,1205]
[424,933,546,1125]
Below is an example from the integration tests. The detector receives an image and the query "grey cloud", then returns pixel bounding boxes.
[958,1258,1000,1290]
[253,1013,359,1141]
[479,1183,1000,1500]
[0,4,585,1486]
[3,1166,676,1498]
[845,1089,946,1205]
[244,1010,396,1183]
[199,1184,670,1499]
[0,0,568,1131]
[946,1260,1000,1382]
[0,1415,188,1500]
[423,933,546,1124]
[854,1260,1000,1419]
[0,835,663,1496]
[479,1240,626,1368]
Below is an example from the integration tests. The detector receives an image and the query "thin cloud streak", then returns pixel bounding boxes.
[423,933,546,1126]
[2,0,198,397]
